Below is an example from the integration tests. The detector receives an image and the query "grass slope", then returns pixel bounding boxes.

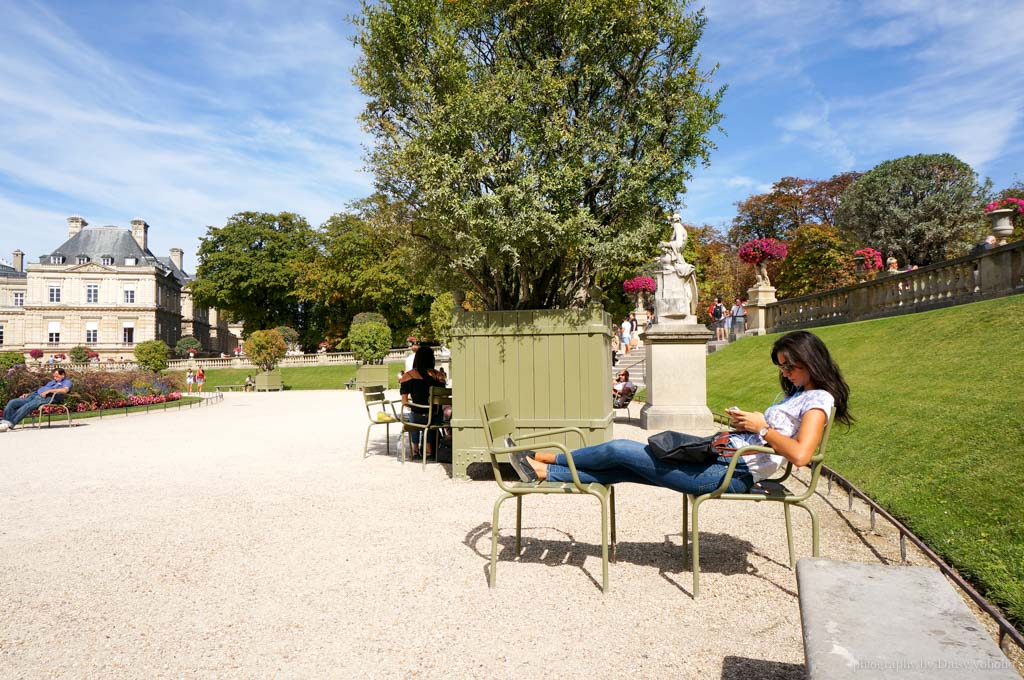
[706,295,1024,626]
[172,363,406,391]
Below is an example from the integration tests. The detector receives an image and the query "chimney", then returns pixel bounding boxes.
[12,250,24,272]
[130,218,149,251]
[67,215,88,239]
[169,248,184,271]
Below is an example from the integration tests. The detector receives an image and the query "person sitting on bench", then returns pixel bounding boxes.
[0,368,72,432]
[612,370,635,408]
[522,331,852,490]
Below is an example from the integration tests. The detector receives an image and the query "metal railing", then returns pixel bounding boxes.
[768,240,1024,333]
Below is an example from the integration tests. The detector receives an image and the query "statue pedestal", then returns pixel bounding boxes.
[744,285,777,336]
[640,321,715,433]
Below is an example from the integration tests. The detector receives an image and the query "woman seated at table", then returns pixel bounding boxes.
[399,345,447,459]
[517,330,852,490]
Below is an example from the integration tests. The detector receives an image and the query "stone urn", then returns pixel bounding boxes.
[987,208,1016,240]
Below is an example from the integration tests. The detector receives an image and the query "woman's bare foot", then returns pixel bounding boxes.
[534,451,557,464]
[527,457,547,480]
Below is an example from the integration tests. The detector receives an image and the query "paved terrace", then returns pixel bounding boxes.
[1,391,1019,678]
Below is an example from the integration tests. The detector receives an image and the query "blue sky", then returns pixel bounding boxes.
[1,0,1021,273]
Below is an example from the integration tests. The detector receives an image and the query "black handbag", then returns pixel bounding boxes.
[648,430,736,464]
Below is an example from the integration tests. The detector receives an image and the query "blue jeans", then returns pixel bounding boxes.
[404,409,440,449]
[3,393,48,427]
[547,439,754,494]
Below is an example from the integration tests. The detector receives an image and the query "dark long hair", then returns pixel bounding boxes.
[411,345,436,372]
[771,331,852,427]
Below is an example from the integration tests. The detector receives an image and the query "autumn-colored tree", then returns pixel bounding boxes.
[773,223,857,298]
[685,224,751,322]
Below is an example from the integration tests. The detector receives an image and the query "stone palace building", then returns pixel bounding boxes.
[0,216,235,359]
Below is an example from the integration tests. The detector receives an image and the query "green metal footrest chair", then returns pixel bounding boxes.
[480,399,617,593]
[683,407,835,597]
[362,385,401,457]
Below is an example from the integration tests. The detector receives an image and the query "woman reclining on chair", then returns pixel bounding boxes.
[519,331,852,492]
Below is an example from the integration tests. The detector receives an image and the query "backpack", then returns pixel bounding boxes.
[712,304,724,320]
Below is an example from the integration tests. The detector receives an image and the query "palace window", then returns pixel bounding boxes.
[101,256,114,266]
[48,285,62,303]
[122,321,135,344]
[13,292,24,306]
[85,321,98,344]
[50,255,65,264]
[124,257,137,266]
[77,256,89,264]
[86,283,99,304]
[47,321,60,344]
[123,284,135,304]
[0,325,4,345]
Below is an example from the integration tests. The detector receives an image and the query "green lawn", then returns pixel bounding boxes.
[706,295,1024,626]
[170,363,406,391]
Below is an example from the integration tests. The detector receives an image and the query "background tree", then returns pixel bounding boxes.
[191,212,316,336]
[772,223,856,298]
[685,224,750,320]
[354,0,724,310]
[134,340,169,372]
[728,177,812,244]
[292,204,431,346]
[69,345,91,363]
[174,336,202,357]
[836,154,991,267]
[244,330,287,372]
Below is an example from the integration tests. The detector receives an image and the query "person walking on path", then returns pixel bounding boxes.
[710,297,728,342]
[195,368,205,394]
[729,297,747,338]
[0,368,72,432]
[185,369,194,395]
[620,316,632,356]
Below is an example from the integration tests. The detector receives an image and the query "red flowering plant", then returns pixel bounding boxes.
[984,197,1024,215]
[623,276,657,295]
[738,238,788,264]
[853,247,883,271]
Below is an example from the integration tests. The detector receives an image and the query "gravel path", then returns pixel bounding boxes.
[0,391,1016,679]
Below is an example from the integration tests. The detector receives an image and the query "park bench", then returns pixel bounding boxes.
[216,384,247,392]
[796,558,1017,679]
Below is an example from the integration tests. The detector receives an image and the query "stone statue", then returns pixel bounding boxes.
[655,214,699,321]
[753,261,771,288]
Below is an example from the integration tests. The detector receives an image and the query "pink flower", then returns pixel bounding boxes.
[739,238,788,264]
[984,197,1024,214]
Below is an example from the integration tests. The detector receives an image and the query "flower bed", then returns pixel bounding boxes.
[2,365,185,415]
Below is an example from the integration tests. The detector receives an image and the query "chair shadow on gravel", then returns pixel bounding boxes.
[721,656,804,680]
[465,522,798,595]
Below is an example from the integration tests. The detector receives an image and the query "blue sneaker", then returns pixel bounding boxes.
[503,436,537,483]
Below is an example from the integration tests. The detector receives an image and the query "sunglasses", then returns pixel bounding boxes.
[778,362,801,373]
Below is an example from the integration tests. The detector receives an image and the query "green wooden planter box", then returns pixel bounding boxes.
[449,307,614,479]
[355,363,389,390]
[254,368,284,392]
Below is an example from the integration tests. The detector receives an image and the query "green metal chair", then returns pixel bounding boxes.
[419,386,453,469]
[31,391,73,429]
[362,385,401,458]
[683,407,835,597]
[480,399,617,592]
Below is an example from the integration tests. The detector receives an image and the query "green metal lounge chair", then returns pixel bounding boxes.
[31,391,73,429]
[362,385,401,457]
[480,399,617,592]
[684,407,835,597]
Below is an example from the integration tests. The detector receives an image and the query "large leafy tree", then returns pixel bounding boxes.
[191,212,316,336]
[836,154,990,267]
[292,201,433,345]
[354,0,724,310]
[729,173,861,245]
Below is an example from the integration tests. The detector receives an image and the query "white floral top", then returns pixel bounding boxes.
[729,389,834,482]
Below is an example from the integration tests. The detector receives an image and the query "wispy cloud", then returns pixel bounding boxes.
[0,0,370,272]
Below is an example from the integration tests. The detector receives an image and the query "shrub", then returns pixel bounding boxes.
[274,326,300,349]
[175,336,202,357]
[0,352,25,371]
[134,339,170,372]
[429,293,454,347]
[351,312,387,327]
[349,321,392,364]
[69,346,91,363]
[244,329,287,371]
[0,366,183,413]
[28,348,43,360]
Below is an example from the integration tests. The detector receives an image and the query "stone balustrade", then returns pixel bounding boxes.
[768,240,1024,333]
